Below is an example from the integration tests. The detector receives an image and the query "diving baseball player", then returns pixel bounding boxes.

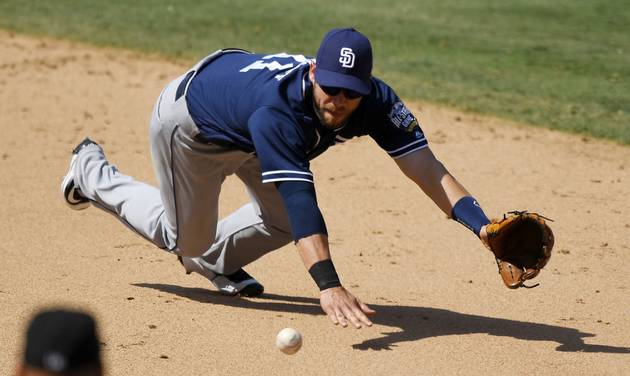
[62,28,495,328]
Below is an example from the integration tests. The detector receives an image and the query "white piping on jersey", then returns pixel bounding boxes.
[335,123,348,132]
[262,177,314,183]
[308,127,321,154]
[386,138,427,154]
[391,144,429,159]
[262,170,314,176]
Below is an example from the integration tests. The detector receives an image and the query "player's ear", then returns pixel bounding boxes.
[309,63,316,82]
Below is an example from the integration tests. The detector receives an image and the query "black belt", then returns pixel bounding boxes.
[193,132,247,151]
[175,70,195,102]
[193,133,212,144]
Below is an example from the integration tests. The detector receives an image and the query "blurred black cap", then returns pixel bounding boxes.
[24,309,101,373]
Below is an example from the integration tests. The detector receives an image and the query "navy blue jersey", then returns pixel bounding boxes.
[186,51,427,185]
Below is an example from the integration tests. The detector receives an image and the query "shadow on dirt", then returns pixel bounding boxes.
[133,283,630,353]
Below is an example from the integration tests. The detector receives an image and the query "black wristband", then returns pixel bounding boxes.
[308,259,342,291]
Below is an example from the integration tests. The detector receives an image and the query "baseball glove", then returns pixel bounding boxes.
[484,211,554,289]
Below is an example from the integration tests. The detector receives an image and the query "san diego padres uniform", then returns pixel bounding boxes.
[70,49,427,275]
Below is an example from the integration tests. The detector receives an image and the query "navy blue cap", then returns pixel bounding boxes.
[24,309,101,373]
[315,28,373,95]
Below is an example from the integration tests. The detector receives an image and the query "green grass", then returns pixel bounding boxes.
[1,0,628,143]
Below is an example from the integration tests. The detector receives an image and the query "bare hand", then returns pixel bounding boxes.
[320,286,375,328]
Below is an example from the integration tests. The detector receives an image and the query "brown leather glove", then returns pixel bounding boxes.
[484,211,554,289]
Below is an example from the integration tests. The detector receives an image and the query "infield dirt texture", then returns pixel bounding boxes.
[1,31,629,375]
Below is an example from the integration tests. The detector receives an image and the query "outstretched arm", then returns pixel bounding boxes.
[275,181,374,328]
[395,147,490,238]
[395,147,469,215]
[296,234,375,328]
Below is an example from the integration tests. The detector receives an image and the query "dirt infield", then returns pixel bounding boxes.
[1,31,628,375]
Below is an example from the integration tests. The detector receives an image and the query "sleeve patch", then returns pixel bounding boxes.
[388,102,420,133]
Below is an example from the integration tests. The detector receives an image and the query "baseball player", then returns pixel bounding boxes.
[62,28,494,328]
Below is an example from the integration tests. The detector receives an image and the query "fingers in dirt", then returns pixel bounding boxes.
[337,313,349,327]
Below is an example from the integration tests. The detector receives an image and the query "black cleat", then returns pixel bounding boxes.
[61,138,98,210]
[179,256,264,297]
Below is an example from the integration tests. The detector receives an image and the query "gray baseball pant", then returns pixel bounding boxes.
[72,52,293,274]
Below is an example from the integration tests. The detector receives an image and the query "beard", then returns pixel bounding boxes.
[312,100,349,130]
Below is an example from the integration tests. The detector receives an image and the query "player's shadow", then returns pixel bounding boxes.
[133,283,629,353]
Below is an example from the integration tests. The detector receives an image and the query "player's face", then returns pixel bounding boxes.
[309,65,362,129]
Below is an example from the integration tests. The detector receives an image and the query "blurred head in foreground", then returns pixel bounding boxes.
[16,309,102,376]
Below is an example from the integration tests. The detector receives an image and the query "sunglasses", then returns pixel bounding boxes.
[319,85,363,99]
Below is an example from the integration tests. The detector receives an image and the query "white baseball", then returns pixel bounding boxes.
[275,327,302,355]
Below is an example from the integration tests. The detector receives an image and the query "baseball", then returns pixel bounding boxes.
[275,327,302,355]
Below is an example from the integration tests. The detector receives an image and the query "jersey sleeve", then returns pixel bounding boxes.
[249,107,327,241]
[248,106,313,184]
[367,79,429,159]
